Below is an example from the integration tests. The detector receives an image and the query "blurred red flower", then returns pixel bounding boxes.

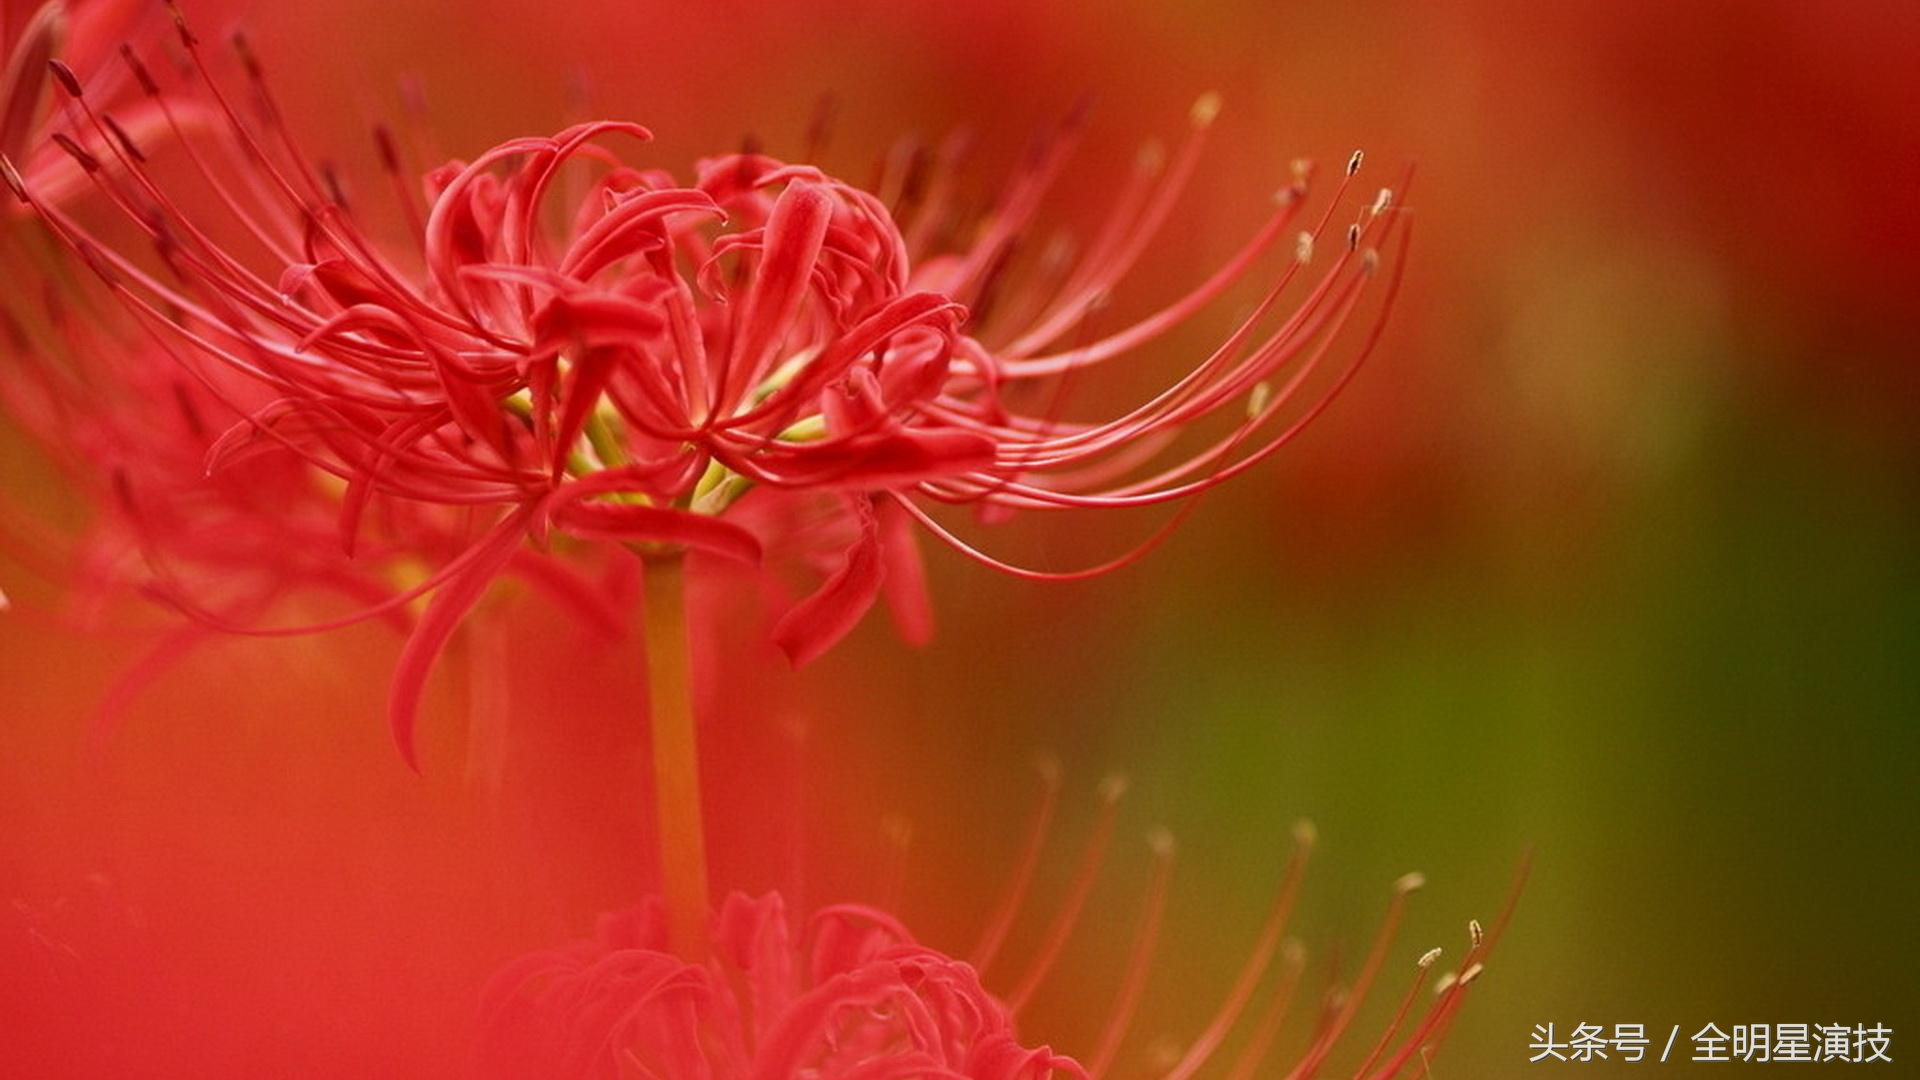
[480,893,1084,1079]
[479,777,1516,1080]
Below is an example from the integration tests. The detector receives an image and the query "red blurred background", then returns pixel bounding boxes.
[4,1,1916,1075]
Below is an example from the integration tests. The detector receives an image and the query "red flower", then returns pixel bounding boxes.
[482,893,1084,1080]
[4,9,1408,764]
[480,775,1520,1079]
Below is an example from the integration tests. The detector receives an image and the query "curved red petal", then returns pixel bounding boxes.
[387,511,528,771]
[771,499,884,666]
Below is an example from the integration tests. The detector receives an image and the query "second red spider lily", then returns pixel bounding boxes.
[478,772,1524,1080]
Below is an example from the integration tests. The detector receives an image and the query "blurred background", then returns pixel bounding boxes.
[2,0,1915,1075]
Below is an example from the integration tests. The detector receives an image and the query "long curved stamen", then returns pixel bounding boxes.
[1087,826,1176,1076]
[878,813,914,913]
[973,755,1066,971]
[1361,854,1530,1079]
[1284,871,1427,1080]
[1223,938,1310,1080]
[1006,774,1126,1011]
[1408,853,1534,1061]
[1347,948,1443,1080]
[1161,819,1316,1080]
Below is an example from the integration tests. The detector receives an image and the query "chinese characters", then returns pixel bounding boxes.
[1529,1023,1893,1064]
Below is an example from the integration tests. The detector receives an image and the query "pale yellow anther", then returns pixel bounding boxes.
[1248,380,1272,418]
[1291,818,1318,849]
[1190,92,1224,128]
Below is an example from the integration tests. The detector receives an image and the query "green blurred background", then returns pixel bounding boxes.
[2,0,1915,1074]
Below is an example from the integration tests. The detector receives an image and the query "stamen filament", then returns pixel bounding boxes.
[972,755,1064,971]
[1088,827,1176,1076]
[1162,821,1316,1080]
[1007,774,1127,1010]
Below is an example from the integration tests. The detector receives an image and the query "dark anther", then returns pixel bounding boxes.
[47,59,84,98]
[103,114,146,163]
[51,132,100,173]
[121,45,161,97]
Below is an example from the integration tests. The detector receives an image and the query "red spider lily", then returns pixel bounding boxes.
[2,7,1409,769]
[479,774,1522,1080]
[481,894,1084,1080]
